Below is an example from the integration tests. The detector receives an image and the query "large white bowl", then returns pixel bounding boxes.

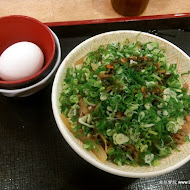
[52,30,190,178]
[0,28,61,97]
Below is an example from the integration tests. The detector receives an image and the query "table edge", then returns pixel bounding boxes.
[45,13,190,27]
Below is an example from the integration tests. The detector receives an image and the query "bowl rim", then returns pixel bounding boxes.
[0,15,55,85]
[0,28,61,94]
[52,30,190,178]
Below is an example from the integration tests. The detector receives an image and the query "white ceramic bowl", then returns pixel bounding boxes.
[52,30,190,178]
[0,29,61,97]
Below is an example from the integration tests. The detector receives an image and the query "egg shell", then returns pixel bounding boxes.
[0,42,44,81]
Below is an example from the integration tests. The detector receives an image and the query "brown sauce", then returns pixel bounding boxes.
[111,0,149,16]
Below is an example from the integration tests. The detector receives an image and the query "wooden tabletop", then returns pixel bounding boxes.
[0,0,190,24]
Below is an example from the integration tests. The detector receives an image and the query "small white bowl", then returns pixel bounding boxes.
[0,29,61,97]
[52,30,190,178]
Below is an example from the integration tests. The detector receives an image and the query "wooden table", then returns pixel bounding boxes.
[0,0,189,24]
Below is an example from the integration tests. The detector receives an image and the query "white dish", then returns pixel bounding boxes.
[52,30,190,178]
[0,28,61,97]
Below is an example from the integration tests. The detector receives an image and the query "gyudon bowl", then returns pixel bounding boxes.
[52,31,190,178]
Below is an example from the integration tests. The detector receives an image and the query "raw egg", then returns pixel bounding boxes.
[0,42,44,81]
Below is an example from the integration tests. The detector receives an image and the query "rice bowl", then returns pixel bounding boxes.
[52,30,190,178]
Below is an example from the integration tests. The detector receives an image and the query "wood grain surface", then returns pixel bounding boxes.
[0,0,189,23]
